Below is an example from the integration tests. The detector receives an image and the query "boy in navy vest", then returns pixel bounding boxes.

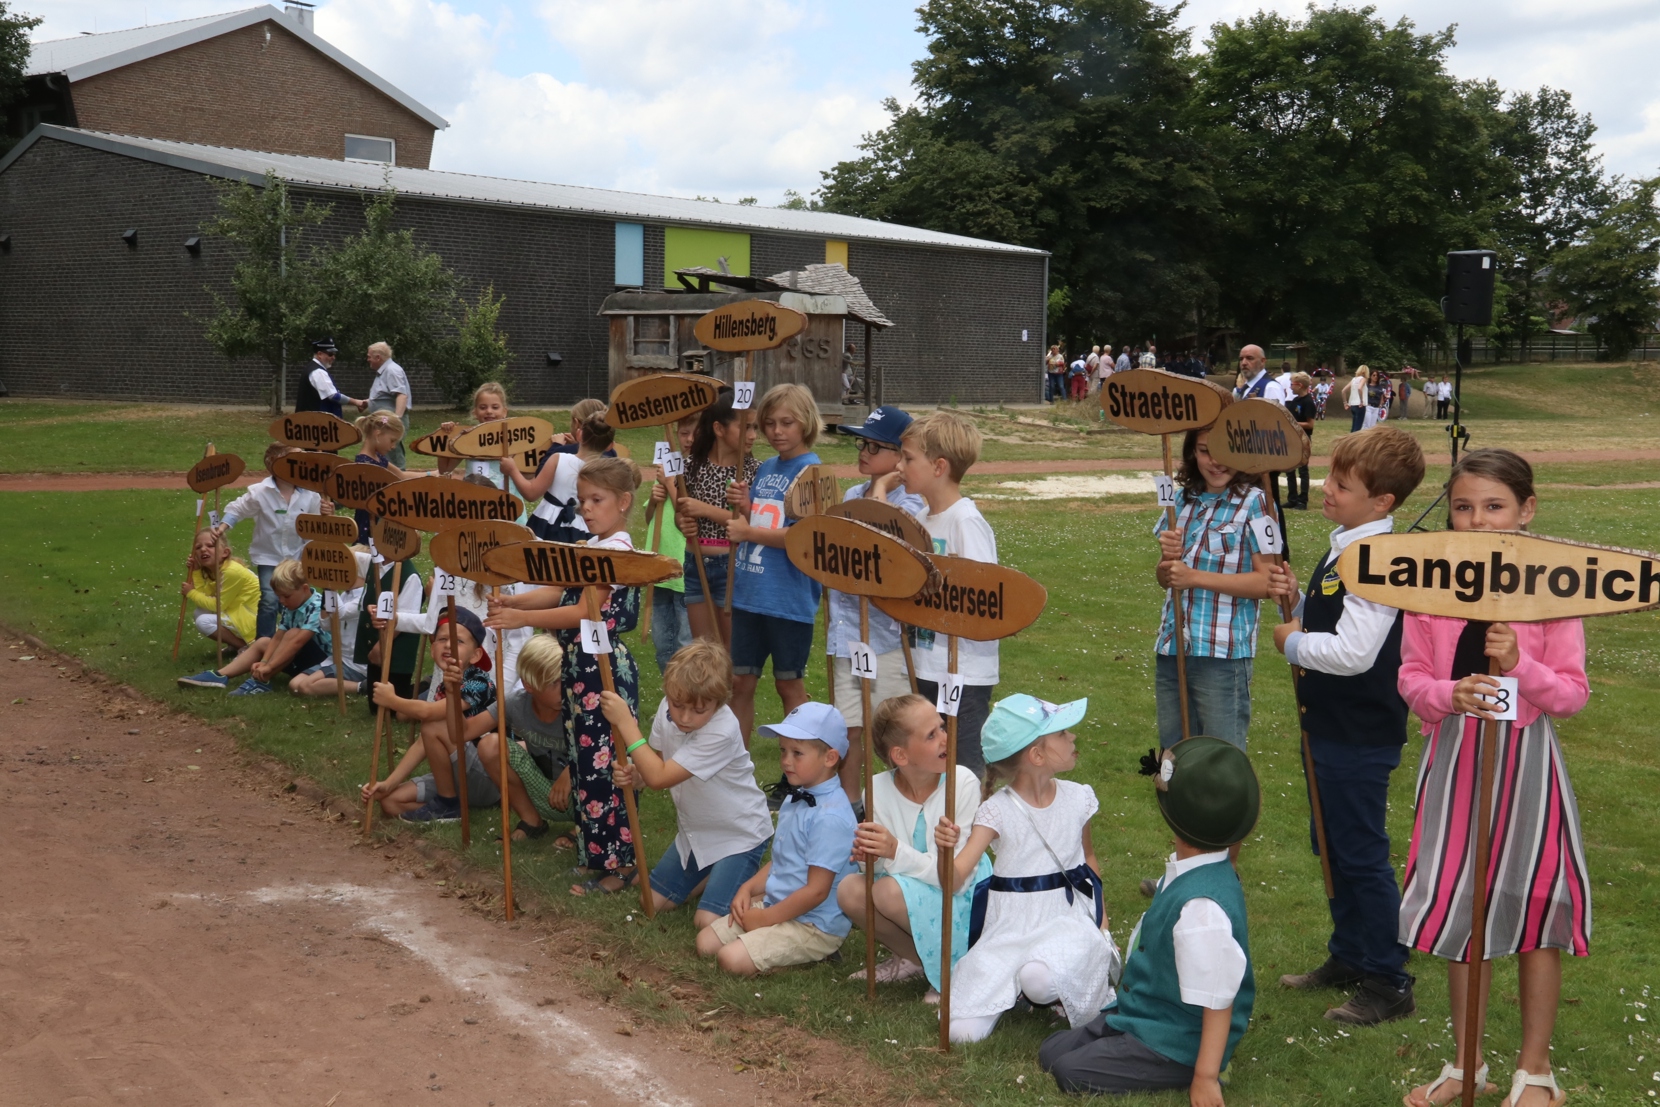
[1040,736,1259,1102]
[1268,425,1425,1025]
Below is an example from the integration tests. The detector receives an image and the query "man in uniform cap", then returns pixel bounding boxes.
[1041,737,1259,1104]
[295,337,366,417]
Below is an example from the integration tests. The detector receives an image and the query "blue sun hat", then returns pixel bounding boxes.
[840,405,913,447]
[758,701,849,757]
[981,693,1087,764]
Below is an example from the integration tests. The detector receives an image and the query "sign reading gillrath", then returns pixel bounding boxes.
[430,522,536,587]
[784,516,938,599]
[1099,368,1233,435]
[369,476,524,531]
[186,452,246,493]
[1335,531,1660,622]
[693,300,808,353]
[483,541,683,588]
[268,411,362,452]
[606,374,723,429]
[1208,398,1311,474]
[301,541,357,590]
[873,554,1048,642]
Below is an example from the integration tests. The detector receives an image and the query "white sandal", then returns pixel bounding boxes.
[1404,1062,1493,1107]
[1500,1068,1566,1107]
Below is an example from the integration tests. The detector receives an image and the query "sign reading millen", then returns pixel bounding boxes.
[370,476,524,531]
[606,374,724,429]
[483,541,683,588]
[1100,369,1232,436]
[1208,398,1310,474]
[693,300,807,353]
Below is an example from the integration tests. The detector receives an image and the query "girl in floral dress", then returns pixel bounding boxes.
[486,456,642,895]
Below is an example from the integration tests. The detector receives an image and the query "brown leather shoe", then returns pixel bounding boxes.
[1325,976,1416,1025]
[1279,955,1365,990]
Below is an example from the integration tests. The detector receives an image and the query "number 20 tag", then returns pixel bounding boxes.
[936,673,964,718]
[1469,676,1519,722]
[1153,475,1177,510]
[1248,514,1284,555]
[850,641,876,682]
[580,618,612,655]
[733,381,755,410]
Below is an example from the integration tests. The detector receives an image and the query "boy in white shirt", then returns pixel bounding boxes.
[213,443,323,638]
[895,410,999,775]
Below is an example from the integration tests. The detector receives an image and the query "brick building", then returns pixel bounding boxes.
[10,5,445,168]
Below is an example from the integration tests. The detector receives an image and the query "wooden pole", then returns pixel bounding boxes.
[724,356,751,618]
[859,596,876,1000]
[446,596,470,848]
[641,425,671,642]
[329,595,347,717]
[815,474,832,705]
[405,631,428,747]
[1258,473,1334,900]
[585,585,655,918]
[494,585,514,921]
[665,423,723,649]
[213,484,224,667]
[173,486,208,660]
[363,559,402,836]
[1162,434,1190,741]
[938,635,959,1052]
[899,625,920,696]
[1460,658,1503,1107]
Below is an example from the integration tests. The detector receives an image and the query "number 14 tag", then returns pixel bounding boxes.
[1469,676,1519,721]
[580,618,612,655]
[936,673,964,718]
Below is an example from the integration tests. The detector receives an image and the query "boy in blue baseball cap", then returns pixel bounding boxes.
[697,702,857,975]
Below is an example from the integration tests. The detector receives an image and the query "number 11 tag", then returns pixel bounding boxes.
[1153,475,1177,510]
[1248,514,1284,555]
[850,641,876,682]
[1469,676,1519,721]
[580,618,612,655]
[936,673,964,717]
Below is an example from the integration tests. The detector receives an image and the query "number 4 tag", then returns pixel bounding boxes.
[1469,676,1519,721]
[733,381,755,410]
[850,642,876,682]
[1248,514,1284,555]
[580,618,612,655]
[936,673,964,718]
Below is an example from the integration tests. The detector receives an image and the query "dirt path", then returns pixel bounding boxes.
[0,633,871,1107]
[5,445,1660,493]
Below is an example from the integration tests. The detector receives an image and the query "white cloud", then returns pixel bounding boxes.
[314,0,499,116]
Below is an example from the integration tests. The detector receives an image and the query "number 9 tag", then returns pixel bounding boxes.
[733,380,755,410]
[1469,675,1519,722]
[1153,475,1177,510]
[1248,514,1284,555]
[936,673,964,718]
[580,618,612,655]
[850,641,876,682]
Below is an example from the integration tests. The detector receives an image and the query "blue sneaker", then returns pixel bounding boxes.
[400,796,461,824]
[229,678,272,696]
[178,670,227,689]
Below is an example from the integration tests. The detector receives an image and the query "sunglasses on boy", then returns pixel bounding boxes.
[855,439,899,455]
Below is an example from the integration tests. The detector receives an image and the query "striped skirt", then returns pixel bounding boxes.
[1399,713,1591,960]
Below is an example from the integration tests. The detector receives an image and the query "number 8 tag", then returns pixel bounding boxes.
[1469,675,1519,721]
[850,641,876,682]
[1248,514,1284,555]
[936,673,964,718]
[580,618,612,655]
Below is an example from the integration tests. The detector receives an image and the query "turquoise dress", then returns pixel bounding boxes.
[893,795,993,991]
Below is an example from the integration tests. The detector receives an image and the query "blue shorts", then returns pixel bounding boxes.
[649,839,769,917]
[682,549,730,607]
[730,608,815,681]
[1155,653,1252,751]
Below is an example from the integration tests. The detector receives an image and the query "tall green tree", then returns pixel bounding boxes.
[818,0,1217,347]
[0,1,42,155]
[433,285,513,411]
[1549,178,1660,361]
[1193,5,1500,367]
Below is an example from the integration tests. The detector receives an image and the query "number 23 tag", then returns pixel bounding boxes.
[1469,676,1519,722]
[580,618,612,655]
[1248,514,1284,555]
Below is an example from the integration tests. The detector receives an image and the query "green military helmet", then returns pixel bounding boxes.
[1148,736,1261,851]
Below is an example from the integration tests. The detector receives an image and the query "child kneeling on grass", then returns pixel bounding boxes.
[179,528,260,652]
[697,702,856,976]
[179,559,329,694]
[839,693,989,1001]
[601,639,773,927]
[289,548,372,698]
[473,634,574,845]
[1040,736,1259,1105]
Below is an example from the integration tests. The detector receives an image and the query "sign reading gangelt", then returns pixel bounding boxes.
[268,412,361,452]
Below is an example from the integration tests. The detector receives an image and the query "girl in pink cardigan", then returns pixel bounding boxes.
[1398,449,1588,1107]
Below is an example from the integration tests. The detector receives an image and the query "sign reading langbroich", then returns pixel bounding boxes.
[431,522,536,587]
[370,476,524,531]
[1335,531,1660,623]
[268,412,361,452]
[483,541,684,588]
[873,554,1048,642]
[693,300,807,353]
[1208,398,1311,474]
[1099,368,1232,436]
[606,374,723,429]
[784,516,938,599]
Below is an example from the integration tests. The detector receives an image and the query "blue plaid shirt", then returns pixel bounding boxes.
[277,590,331,656]
[1155,486,1269,659]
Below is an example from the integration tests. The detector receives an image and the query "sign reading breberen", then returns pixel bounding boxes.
[327,463,400,511]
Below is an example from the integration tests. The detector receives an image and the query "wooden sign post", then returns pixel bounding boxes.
[1206,399,1331,895]
[268,411,361,453]
[301,538,357,717]
[447,417,556,475]
[875,556,1048,1050]
[361,537,415,838]
[270,450,343,496]
[1337,530,1660,1107]
[825,498,930,696]
[174,445,247,659]
[1099,369,1233,742]
[785,515,939,998]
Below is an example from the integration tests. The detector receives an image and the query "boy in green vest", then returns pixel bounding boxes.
[1040,737,1259,1103]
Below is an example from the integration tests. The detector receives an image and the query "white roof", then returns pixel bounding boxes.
[27,6,447,130]
[8,127,1047,256]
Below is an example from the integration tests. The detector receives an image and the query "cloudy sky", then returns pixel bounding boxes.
[30,0,1660,204]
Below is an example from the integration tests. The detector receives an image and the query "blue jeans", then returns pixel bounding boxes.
[683,549,729,607]
[651,586,692,674]
[255,563,279,639]
[649,839,769,918]
[1155,653,1252,751]
[1349,405,1365,433]
[1307,737,1410,986]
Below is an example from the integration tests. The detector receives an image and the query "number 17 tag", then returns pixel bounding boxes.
[1248,514,1284,555]
[1469,676,1519,721]
[936,673,964,718]
[580,618,612,655]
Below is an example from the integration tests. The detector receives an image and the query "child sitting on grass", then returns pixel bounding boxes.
[697,702,856,976]
[179,527,260,653]
[602,639,773,930]
[473,634,573,844]
[839,693,989,1001]
[213,442,323,638]
[1040,736,1259,1104]
[178,559,330,695]
[290,548,372,698]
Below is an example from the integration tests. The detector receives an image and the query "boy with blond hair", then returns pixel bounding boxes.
[475,633,573,842]
[182,558,331,694]
[1268,425,1426,1026]
[896,410,999,774]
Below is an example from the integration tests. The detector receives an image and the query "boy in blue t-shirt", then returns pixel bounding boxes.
[195,559,331,696]
[697,702,856,975]
[724,383,824,741]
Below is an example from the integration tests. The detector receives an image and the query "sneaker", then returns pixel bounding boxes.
[848,957,924,984]
[922,988,941,1006]
[229,678,272,696]
[1324,976,1416,1025]
[178,670,227,689]
[1279,955,1365,991]
[1139,877,1160,899]
[400,796,461,824]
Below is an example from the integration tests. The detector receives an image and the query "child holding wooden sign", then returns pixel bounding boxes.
[350,412,410,544]
[179,559,331,694]
[290,548,373,697]
[213,443,323,638]
[486,457,644,894]
[176,528,259,656]
[434,382,508,478]
[473,634,572,843]
[676,388,760,646]
[1396,450,1588,1107]
[507,401,613,545]
[897,411,999,774]
[354,552,425,710]
[1268,425,1425,1026]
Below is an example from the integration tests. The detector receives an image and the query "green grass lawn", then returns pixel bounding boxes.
[4,422,1659,1105]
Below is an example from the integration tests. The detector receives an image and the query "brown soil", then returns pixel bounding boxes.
[0,631,891,1107]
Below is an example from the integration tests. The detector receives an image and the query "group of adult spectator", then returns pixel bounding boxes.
[1043,341,1214,402]
[295,338,414,466]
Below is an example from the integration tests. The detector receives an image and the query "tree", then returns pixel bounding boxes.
[817,0,1217,347]
[1193,5,1500,367]
[0,2,42,155]
[1549,178,1660,361]
[433,285,512,410]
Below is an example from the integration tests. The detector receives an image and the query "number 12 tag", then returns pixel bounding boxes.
[580,618,612,655]
[1153,475,1177,510]
[1469,676,1519,722]
[936,673,964,718]
[733,380,755,410]
[1248,514,1284,555]
[850,641,876,682]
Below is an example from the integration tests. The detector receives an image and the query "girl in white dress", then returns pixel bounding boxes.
[937,693,1118,1043]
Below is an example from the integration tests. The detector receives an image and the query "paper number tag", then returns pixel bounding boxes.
[207,510,221,529]
[375,592,396,621]
[653,441,674,465]
[936,673,964,718]
[733,381,755,410]
[368,539,382,564]
[434,569,459,597]
[850,642,876,682]
[662,451,685,479]
[580,618,612,655]
[1248,514,1284,555]
[1469,676,1520,721]
[322,590,338,614]
[1153,475,1177,510]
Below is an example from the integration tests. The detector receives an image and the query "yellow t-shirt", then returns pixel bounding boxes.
[187,559,261,643]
